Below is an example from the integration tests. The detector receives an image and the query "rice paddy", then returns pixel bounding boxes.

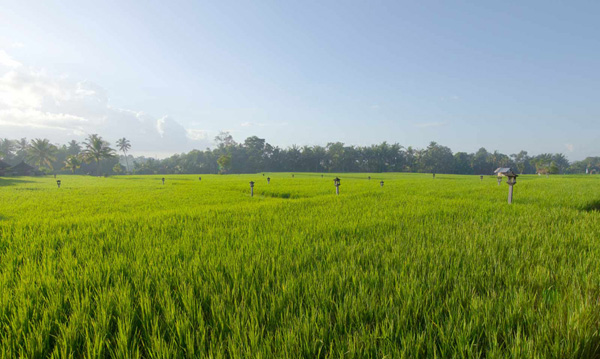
[1,173,600,358]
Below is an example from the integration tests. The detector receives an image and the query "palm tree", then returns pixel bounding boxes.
[0,138,15,161]
[67,140,82,155]
[82,134,116,175]
[116,137,131,173]
[28,138,57,170]
[63,155,82,173]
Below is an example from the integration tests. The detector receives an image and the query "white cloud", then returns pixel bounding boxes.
[241,121,265,127]
[565,143,574,152]
[0,51,211,154]
[241,121,287,128]
[414,121,447,128]
[0,50,22,68]
[186,129,208,140]
[11,42,25,48]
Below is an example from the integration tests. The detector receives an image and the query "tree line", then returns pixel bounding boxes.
[1,132,598,175]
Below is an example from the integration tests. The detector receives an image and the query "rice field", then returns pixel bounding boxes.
[1,173,600,358]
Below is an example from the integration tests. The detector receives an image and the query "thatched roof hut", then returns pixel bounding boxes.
[0,160,11,176]
[8,161,42,176]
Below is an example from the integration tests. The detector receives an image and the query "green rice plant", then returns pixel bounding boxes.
[0,173,599,358]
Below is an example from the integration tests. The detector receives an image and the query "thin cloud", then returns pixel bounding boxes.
[565,143,574,152]
[241,121,265,127]
[186,129,209,140]
[414,121,447,128]
[240,121,288,128]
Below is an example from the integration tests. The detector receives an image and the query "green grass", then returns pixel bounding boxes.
[1,173,600,358]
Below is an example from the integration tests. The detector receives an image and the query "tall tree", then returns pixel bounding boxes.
[28,138,57,170]
[217,154,232,174]
[67,140,82,156]
[0,138,16,162]
[116,137,132,173]
[63,155,82,173]
[82,134,116,175]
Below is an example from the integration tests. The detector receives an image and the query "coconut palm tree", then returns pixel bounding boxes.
[28,138,57,170]
[116,137,131,173]
[82,134,116,175]
[63,155,82,173]
[67,140,82,156]
[0,138,15,161]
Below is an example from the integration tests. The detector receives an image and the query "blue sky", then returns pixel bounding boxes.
[0,1,598,159]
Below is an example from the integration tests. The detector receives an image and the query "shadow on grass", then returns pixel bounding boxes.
[581,200,600,212]
[259,191,306,199]
[0,177,35,187]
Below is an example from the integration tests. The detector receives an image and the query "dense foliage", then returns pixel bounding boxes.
[1,173,600,357]
[1,133,598,175]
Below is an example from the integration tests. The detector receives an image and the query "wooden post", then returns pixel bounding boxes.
[267,177,270,184]
[162,178,165,185]
[497,177,502,186]
[508,184,514,204]
[56,180,61,188]
[433,173,435,179]
[480,175,483,181]
[380,180,384,187]
[250,181,255,197]
[199,177,201,181]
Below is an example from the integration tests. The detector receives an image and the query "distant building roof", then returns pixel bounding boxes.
[494,167,517,176]
[8,161,41,176]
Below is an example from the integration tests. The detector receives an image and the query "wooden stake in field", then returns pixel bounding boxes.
[506,174,518,204]
[162,178,165,185]
[380,180,384,187]
[497,177,502,186]
[292,174,294,178]
[433,173,435,179]
[199,177,201,181]
[334,177,340,195]
[56,180,61,188]
[249,181,255,197]
[480,175,483,181]
[368,176,371,180]
[267,177,270,184]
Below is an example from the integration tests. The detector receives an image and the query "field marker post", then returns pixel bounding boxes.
[506,174,518,204]
[368,176,371,180]
[267,177,270,184]
[480,175,483,181]
[497,177,502,186]
[249,181,255,197]
[433,173,435,179]
[56,180,61,188]
[292,174,294,178]
[380,180,384,187]
[334,177,340,195]
[199,177,201,181]
[162,177,165,185]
